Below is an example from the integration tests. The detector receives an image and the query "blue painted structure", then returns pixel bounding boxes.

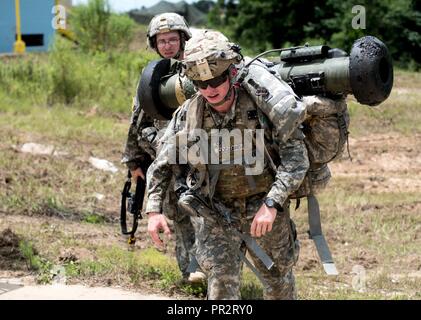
[0,0,56,53]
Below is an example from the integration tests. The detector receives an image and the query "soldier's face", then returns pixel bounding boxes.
[156,31,181,58]
[198,75,230,107]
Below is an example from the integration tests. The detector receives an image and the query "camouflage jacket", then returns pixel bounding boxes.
[145,87,310,214]
[121,59,182,170]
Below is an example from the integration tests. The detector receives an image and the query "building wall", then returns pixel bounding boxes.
[0,0,16,53]
[0,0,56,53]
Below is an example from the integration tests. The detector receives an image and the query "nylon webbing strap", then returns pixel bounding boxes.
[237,231,274,270]
[186,255,200,274]
[307,194,338,275]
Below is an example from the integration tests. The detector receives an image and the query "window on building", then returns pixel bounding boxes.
[15,34,44,47]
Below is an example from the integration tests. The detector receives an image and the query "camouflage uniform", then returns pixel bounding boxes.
[121,13,196,279]
[145,30,353,297]
[146,72,309,299]
[145,30,310,299]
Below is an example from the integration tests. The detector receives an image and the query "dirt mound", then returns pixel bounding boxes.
[0,228,27,270]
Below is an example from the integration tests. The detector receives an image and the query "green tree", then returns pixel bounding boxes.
[324,0,420,69]
[209,0,333,51]
[210,0,420,69]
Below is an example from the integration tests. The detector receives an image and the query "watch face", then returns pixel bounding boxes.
[265,198,274,207]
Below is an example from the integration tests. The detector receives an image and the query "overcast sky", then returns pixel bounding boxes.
[72,0,197,13]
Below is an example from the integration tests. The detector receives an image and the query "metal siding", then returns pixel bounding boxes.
[0,0,56,53]
[21,0,56,52]
[0,0,16,53]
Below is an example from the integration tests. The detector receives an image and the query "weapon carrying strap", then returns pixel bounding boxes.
[307,193,338,275]
[120,170,142,245]
[235,224,274,291]
[186,255,200,274]
[337,111,352,161]
[120,170,132,235]
[237,231,274,270]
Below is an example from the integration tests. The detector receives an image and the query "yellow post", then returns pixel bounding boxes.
[14,0,26,53]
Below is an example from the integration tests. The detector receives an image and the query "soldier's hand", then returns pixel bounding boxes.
[131,167,145,181]
[147,212,171,247]
[250,204,277,237]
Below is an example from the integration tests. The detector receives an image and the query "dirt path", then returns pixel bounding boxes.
[331,132,421,193]
[0,280,171,300]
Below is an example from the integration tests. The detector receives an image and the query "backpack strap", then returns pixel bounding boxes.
[337,111,352,161]
[186,255,200,274]
[307,192,339,275]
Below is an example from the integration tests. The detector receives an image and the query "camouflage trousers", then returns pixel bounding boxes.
[163,188,196,278]
[172,210,196,278]
[190,196,299,300]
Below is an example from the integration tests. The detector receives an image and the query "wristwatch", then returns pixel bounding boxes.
[264,197,283,212]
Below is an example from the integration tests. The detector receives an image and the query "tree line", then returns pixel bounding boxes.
[207,0,420,70]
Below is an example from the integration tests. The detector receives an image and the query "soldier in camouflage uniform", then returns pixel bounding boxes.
[121,13,203,282]
[145,30,310,299]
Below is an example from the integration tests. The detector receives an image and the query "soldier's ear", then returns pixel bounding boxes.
[131,96,137,112]
[230,67,238,77]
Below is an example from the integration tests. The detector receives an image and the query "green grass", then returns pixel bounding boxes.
[347,69,421,136]
[19,239,55,284]
[240,269,264,299]
[0,104,128,143]
[0,39,157,115]
[64,246,193,292]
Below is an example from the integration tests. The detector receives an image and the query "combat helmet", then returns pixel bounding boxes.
[147,13,192,51]
[183,29,242,81]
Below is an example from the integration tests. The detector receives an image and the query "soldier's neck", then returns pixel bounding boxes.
[210,90,235,114]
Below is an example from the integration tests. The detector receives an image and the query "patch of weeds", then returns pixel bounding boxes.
[240,281,264,300]
[19,240,40,270]
[159,270,181,289]
[19,240,54,284]
[141,265,162,280]
[35,260,55,284]
[5,195,25,208]
[83,213,106,224]
[46,196,62,210]
[64,260,81,277]
[240,269,263,300]
[78,260,110,276]
[180,282,207,298]
[127,254,142,284]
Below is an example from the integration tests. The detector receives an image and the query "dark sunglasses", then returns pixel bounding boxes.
[193,72,228,89]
